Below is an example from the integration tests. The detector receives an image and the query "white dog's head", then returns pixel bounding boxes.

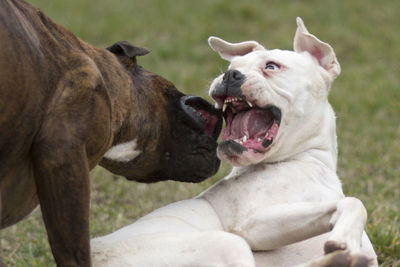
[209,18,340,167]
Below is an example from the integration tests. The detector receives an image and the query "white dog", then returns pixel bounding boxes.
[91,18,378,267]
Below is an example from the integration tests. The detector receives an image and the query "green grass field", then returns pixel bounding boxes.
[1,0,399,266]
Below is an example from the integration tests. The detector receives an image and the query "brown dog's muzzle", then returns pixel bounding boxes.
[180,95,222,140]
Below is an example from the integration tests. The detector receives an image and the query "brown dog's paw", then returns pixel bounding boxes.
[324,240,347,254]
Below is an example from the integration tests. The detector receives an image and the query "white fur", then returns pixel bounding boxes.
[103,139,141,162]
[91,18,378,267]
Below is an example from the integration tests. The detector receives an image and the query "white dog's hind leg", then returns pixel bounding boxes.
[91,199,256,266]
[92,230,255,267]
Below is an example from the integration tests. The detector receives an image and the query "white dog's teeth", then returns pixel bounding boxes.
[265,129,271,137]
[243,135,248,142]
[246,101,253,107]
[257,138,261,142]
[222,103,227,112]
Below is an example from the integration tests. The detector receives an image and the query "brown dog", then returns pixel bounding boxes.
[0,0,222,266]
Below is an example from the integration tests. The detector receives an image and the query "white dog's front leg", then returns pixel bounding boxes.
[235,197,367,254]
[325,197,367,254]
[235,201,337,250]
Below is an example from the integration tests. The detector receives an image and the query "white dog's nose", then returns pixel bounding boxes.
[213,69,246,99]
[223,69,245,87]
[223,69,245,81]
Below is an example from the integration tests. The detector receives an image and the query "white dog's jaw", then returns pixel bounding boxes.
[208,18,340,168]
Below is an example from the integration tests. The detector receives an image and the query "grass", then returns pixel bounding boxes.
[1,0,399,266]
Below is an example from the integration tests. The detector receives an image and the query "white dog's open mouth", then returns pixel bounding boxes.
[222,96,281,151]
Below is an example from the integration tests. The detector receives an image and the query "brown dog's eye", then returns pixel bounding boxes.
[265,62,280,70]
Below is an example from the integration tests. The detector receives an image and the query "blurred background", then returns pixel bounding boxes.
[1,0,399,266]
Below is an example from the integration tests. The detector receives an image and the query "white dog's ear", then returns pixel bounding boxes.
[208,36,265,61]
[294,17,341,80]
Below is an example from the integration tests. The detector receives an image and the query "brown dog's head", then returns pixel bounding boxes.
[100,41,222,183]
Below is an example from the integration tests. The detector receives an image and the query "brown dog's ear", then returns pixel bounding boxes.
[107,41,150,58]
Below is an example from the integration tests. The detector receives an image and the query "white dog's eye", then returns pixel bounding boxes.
[265,62,280,70]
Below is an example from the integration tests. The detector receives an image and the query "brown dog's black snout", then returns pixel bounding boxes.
[212,70,246,103]
[180,96,222,140]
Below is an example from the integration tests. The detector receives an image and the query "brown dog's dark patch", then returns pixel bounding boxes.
[0,0,221,265]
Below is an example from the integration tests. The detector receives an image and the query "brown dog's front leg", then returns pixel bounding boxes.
[33,142,91,267]
[0,193,3,267]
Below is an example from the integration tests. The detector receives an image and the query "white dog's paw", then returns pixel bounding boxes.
[348,254,374,267]
[321,242,374,267]
[308,250,372,267]
[324,240,348,254]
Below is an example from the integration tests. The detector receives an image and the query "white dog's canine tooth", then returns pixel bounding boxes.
[222,103,228,112]
[257,138,261,142]
[243,135,248,142]
[246,101,253,107]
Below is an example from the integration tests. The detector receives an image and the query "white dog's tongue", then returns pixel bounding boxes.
[231,109,272,139]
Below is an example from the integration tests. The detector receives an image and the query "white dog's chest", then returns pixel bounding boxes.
[201,161,343,231]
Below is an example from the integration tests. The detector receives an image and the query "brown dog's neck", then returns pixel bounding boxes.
[81,47,136,141]
[87,46,170,157]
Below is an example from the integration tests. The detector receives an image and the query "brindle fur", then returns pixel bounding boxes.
[0,0,221,266]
